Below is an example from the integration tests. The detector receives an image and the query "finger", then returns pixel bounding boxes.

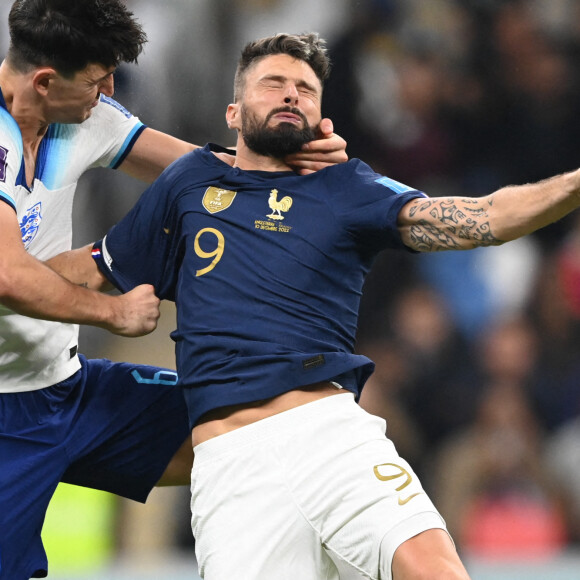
[295,140,335,155]
[295,162,333,175]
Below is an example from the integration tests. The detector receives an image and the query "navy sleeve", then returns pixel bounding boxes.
[325,159,427,252]
[92,168,183,301]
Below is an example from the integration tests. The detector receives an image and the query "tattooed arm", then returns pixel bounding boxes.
[398,170,580,252]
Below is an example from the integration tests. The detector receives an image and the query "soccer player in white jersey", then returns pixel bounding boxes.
[0,2,348,578]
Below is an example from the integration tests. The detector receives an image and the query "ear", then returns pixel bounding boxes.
[226,103,241,130]
[32,68,58,96]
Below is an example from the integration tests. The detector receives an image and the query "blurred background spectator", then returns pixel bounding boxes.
[4,0,580,577]
[431,316,568,559]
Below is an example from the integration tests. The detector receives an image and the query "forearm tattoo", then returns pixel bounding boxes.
[407,197,502,251]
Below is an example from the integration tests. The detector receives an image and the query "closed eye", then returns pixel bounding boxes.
[260,79,284,90]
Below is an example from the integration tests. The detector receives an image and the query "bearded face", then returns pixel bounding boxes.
[241,104,317,158]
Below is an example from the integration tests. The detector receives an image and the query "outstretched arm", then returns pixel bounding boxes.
[398,170,580,251]
[119,128,198,183]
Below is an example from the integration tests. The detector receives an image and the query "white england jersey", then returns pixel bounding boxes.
[0,90,145,392]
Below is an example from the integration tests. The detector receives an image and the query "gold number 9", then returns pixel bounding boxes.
[194,227,225,277]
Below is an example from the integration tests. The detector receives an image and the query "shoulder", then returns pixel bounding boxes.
[163,143,230,180]
[322,158,374,180]
[0,106,23,204]
[326,159,426,196]
[94,95,136,121]
[0,106,23,156]
[310,158,380,192]
[79,95,143,136]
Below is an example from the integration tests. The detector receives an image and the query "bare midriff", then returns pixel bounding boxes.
[192,382,344,446]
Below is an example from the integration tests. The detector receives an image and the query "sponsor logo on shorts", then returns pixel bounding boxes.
[373,462,423,505]
[131,369,178,385]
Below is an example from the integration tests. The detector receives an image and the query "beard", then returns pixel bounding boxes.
[241,105,317,158]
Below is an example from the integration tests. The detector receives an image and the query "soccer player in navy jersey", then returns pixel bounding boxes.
[0,1,347,577]
[52,32,580,579]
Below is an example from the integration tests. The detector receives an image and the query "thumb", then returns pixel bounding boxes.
[318,117,334,137]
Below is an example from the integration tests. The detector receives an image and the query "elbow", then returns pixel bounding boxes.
[486,221,517,246]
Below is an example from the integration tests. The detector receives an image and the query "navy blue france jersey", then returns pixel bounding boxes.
[93,144,427,428]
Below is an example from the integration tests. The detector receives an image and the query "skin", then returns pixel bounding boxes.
[398,173,580,252]
[35,63,116,124]
[226,54,324,172]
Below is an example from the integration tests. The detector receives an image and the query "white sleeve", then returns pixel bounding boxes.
[81,95,145,171]
[0,106,23,210]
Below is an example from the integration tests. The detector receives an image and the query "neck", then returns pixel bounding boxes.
[0,59,50,143]
[232,140,294,172]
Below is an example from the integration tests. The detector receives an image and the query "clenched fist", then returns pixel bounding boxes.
[107,284,161,337]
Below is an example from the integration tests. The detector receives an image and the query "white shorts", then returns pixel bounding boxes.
[191,392,448,580]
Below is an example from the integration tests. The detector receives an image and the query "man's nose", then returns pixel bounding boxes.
[283,84,299,105]
[99,75,115,97]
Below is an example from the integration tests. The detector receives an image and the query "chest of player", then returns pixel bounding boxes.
[189,171,352,236]
[177,179,353,277]
[14,180,77,259]
[184,178,344,253]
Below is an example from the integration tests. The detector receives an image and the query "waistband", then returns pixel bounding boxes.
[193,391,355,464]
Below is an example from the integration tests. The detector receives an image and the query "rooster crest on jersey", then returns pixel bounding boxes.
[20,202,42,248]
[202,186,237,214]
[267,189,292,220]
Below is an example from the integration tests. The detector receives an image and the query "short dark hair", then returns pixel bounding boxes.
[7,0,147,77]
[234,33,331,101]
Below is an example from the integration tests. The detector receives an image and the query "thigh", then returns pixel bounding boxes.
[62,356,190,502]
[282,396,448,580]
[390,528,469,580]
[191,434,339,580]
